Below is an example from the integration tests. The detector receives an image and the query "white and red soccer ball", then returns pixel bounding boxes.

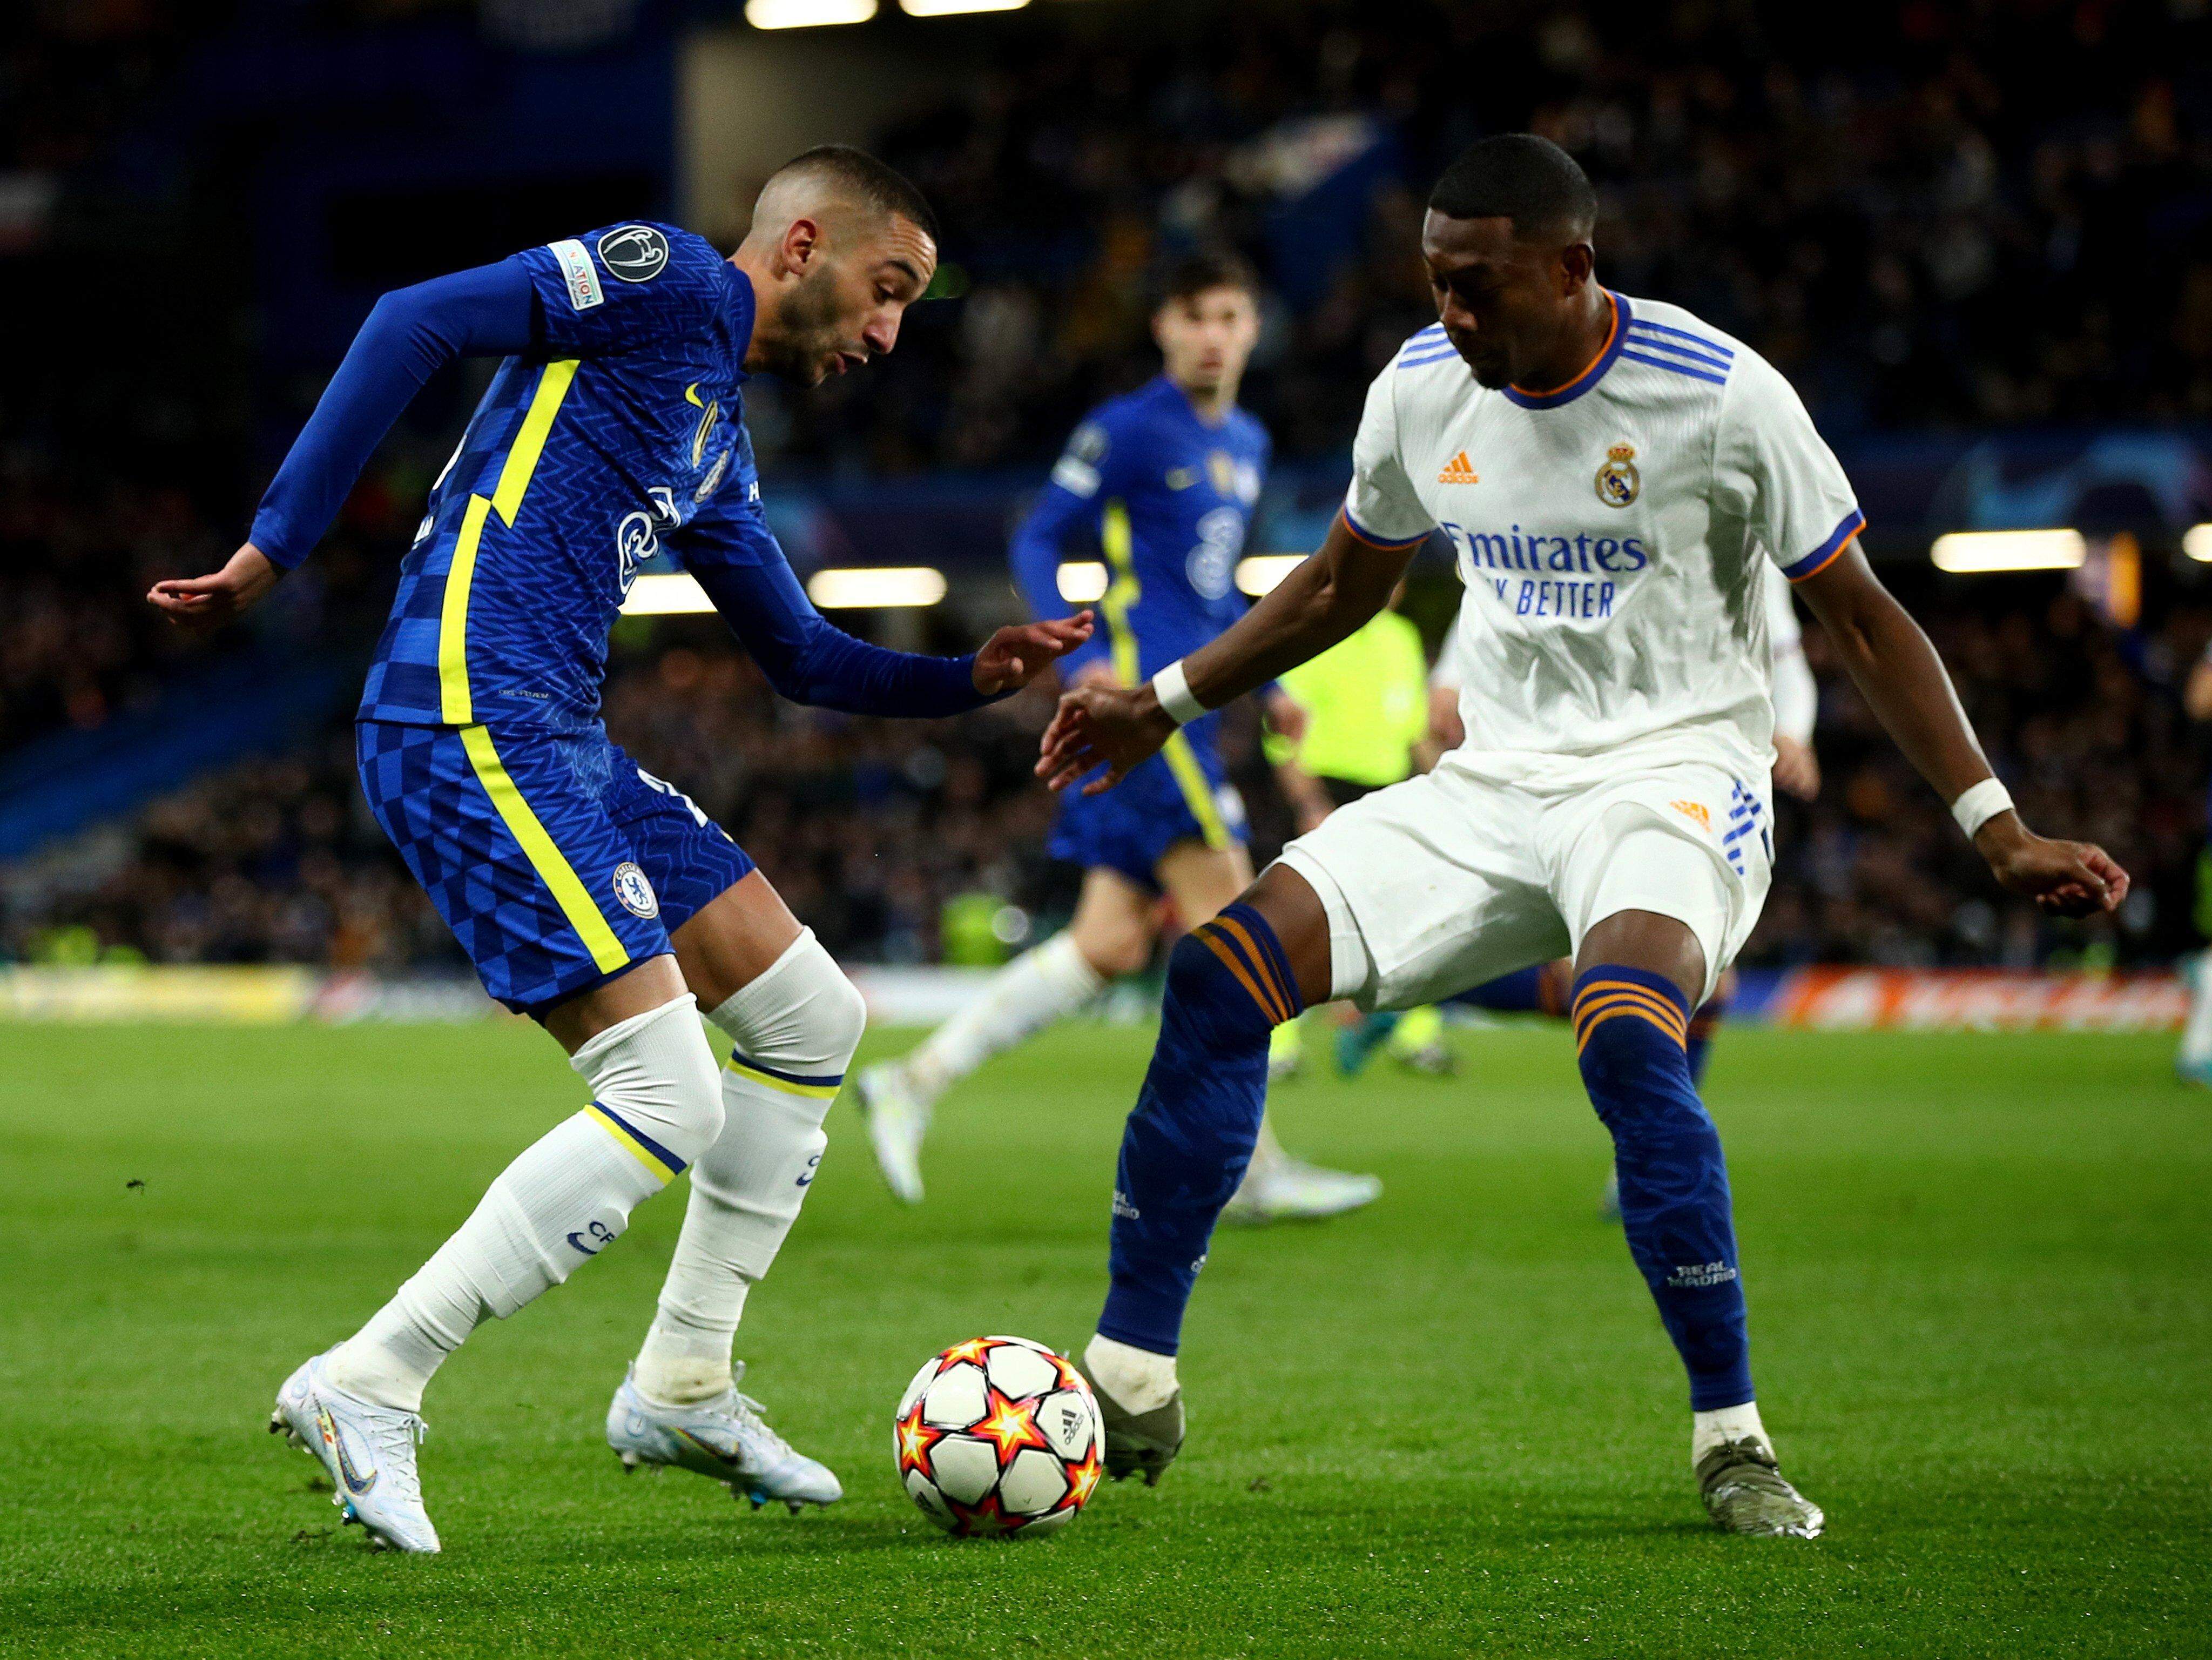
[893,1335,1104,1537]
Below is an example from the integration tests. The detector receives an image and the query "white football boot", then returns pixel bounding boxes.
[606,1364,842,1513]
[1220,1156,1382,1225]
[855,1061,928,1205]
[269,1352,440,1554]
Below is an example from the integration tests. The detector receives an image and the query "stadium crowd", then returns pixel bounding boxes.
[757,0,2212,474]
[3,0,2209,976]
[4,582,2198,977]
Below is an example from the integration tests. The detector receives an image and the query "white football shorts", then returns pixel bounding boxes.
[1275,755,1772,1010]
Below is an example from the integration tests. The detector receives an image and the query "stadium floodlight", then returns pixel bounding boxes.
[1929,529,2087,573]
[899,0,1028,12]
[1235,554,1307,596]
[745,0,876,27]
[2184,524,2212,563]
[1056,561,1108,602]
[620,573,714,615]
[807,566,948,608]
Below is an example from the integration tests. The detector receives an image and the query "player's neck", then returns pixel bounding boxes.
[730,246,775,372]
[1168,371,1238,425]
[1515,285,1614,396]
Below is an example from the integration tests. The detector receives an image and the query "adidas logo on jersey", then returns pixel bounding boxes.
[1437,451,1479,485]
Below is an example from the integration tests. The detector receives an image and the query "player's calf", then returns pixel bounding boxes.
[633,928,865,1412]
[323,992,724,1416]
[1571,960,1820,1533]
[1573,963,1751,1410]
[1083,900,1306,1480]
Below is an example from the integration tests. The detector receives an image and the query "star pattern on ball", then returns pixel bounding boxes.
[895,1396,945,1473]
[1062,1446,1103,1510]
[972,1384,1054,1465]
[939,1336,997,1369]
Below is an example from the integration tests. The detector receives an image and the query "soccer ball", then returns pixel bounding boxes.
[893,1335,1104,1537]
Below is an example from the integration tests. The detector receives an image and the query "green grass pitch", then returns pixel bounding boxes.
[3,1018,2208,1657]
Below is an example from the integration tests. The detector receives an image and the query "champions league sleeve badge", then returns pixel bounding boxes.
[597,225,670,284]
[1595,442,1641,507]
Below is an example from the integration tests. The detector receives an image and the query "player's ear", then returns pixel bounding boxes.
[779,216,822,276]
[1559,240,1595,292]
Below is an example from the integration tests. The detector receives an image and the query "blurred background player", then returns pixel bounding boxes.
[1435,561,1824,1217]
[150,149,1090,1553]
[857,253,1378,1222]
[1262,582,1454,1085]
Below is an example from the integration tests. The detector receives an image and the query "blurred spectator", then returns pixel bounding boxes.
[5,582,2196,975]
[753,0,2212,474]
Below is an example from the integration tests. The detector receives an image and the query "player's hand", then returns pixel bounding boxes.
[973,611,1095,695]
[1975,813,2130,919]
[1263,689,1307,745]
[1036,683,1175,795]
[148,544,281,634]
[1771,735,1820,801]
[1069,660,1123,691]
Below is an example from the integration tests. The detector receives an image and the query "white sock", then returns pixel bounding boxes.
[1691,1400,1770,1467]
[898,932,1104,1106]
[330,996,721,1413]
[636,931,866,1407]
[1085,1332,1178,1414]
[2182,950,2212,1067]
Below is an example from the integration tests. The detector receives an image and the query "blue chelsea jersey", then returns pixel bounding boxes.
[1011,375,1271,710]
[360,222,757,731]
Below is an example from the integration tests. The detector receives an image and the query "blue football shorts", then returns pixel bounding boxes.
[1046,728,1248,890]
[356,718,755,1014]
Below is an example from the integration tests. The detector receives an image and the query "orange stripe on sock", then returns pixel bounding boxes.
[1575,1003,1690,1056]
[1566,973,1681,1027]
[1572,992,1688,1045]
[1195,927,1283,1025]
[1213,915,1293,1024]
[1572,987,1689,1045]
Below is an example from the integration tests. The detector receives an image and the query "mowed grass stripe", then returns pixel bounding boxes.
[0,1021,2206,1658]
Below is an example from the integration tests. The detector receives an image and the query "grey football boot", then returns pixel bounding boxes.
[1696,1437,1825,1537]
[1073,1356,1185,1486]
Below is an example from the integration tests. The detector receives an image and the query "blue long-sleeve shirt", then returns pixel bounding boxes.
[1008,376,1270,733]
[253,223,985,731]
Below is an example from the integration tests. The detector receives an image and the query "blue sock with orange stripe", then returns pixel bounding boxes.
[1099,903,1302,1355]
[1572,965,1752,1410]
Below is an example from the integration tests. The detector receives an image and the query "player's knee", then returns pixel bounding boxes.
[1163,906,1299,1043]
[711,927,867,1083]
[570,993,726,1171]
[813,958,869,1072]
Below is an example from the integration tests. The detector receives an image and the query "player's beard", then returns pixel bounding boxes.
[763,264,857,387]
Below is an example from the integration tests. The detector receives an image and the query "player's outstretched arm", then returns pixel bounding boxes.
[1037,513,1413,795]
[148,259,537,633]
[680,523,1092,716]
[1793,546,2128,918]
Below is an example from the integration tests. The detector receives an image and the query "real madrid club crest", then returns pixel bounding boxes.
[1595,442,1641,508]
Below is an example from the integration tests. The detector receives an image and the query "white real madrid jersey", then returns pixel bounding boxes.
[1347,291,1862,785]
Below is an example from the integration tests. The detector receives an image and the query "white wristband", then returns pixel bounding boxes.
[1951,777,2014,840]
[1151,660,1208,727]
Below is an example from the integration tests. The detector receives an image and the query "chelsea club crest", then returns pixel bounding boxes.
[1595,442,1641,508]
[611,862,659,920]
